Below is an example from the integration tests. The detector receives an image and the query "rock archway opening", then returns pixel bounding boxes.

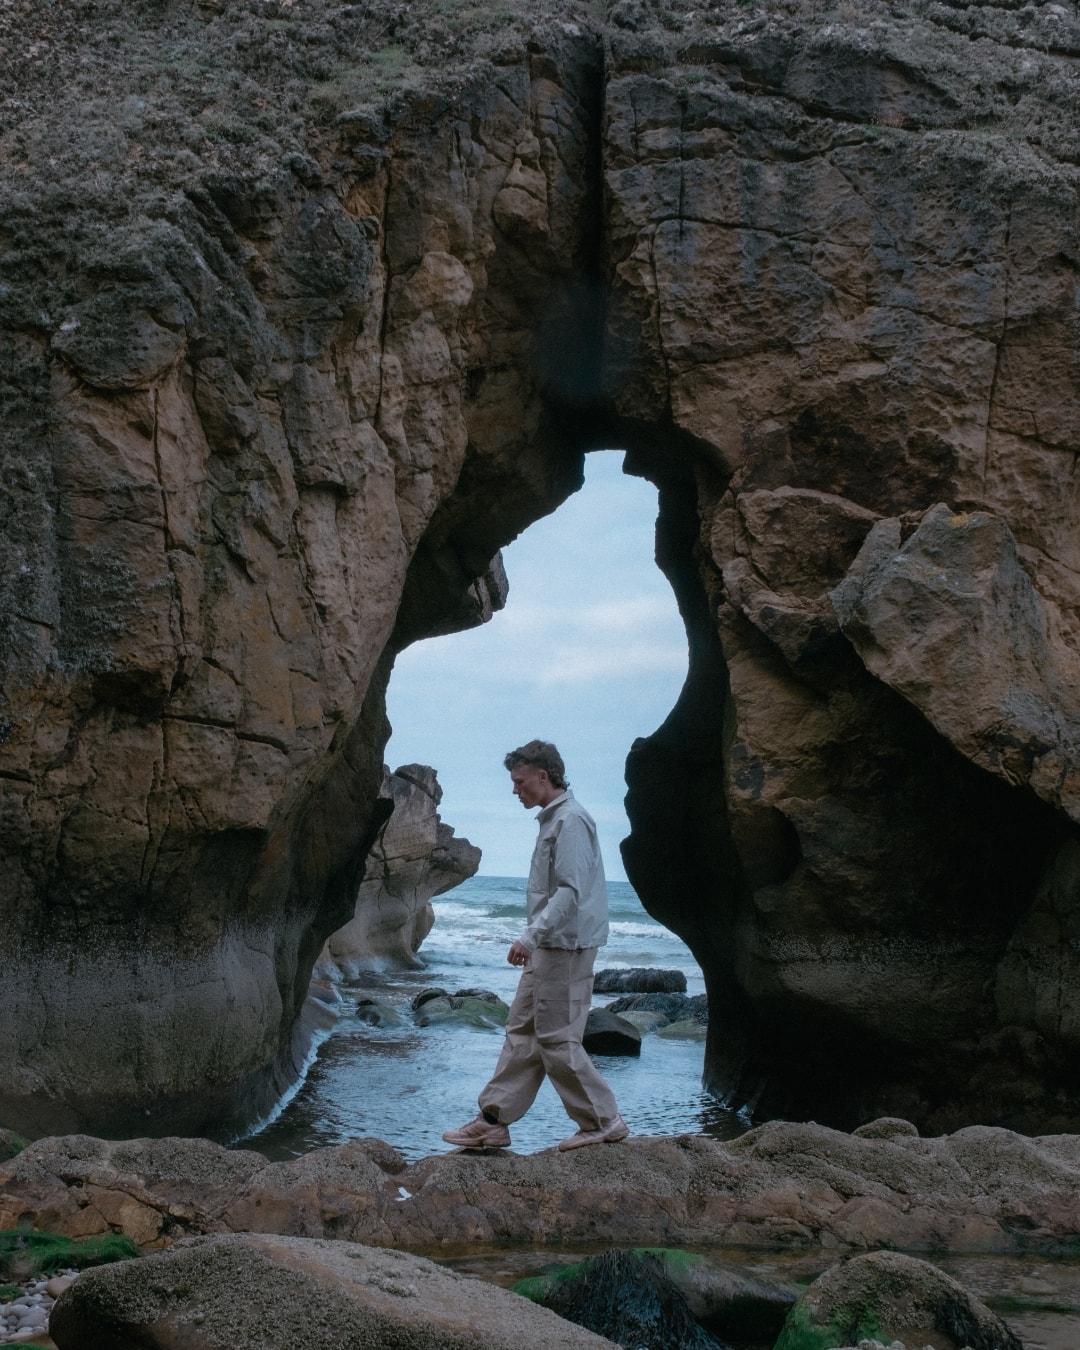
[384,448,690,891]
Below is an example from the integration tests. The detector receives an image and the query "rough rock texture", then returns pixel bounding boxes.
[316,764,480,976]
[593,967,687,994]
[517,1248,798,1345]
[522,1249,725,1350]
[0,1,599,1140]
[607,1,1080,1133]
[8,1121,1080,1257]
[49,1232,619,1350]
[2,0,1080,1138]
[774,1249,1022,1350]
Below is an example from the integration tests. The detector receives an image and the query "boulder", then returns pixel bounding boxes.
[582,1010,642,1057]
[411,988,449,1012]
[317,765,481,977]
[655,1018,708,1041]
[516,1249,724,1350]
[49,1232,620,1350]
[517,1249,797,1346]
[593,968,688,994]
[617,1010,670,1035]
[604,993,709,1024]
[354,997,406,1029]
[414,995,509,1030]
[774,1250,1023,1350]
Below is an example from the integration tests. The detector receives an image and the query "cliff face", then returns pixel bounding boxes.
[1,0,1078,1137]
[608,5,1080,1131]
[0,1,600,1138]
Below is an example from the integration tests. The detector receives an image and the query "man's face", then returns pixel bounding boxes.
[510,765,552,809]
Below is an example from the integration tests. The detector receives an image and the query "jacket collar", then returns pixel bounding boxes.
[537,789,571,822]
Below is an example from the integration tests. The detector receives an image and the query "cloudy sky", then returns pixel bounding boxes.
[384,451,690,881]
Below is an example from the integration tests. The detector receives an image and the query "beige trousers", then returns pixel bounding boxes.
[479,945,619,1132]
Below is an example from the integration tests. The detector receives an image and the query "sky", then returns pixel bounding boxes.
[383,450,690,882]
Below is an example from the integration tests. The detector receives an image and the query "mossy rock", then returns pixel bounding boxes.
[414,994,509,1028]
[0,1283,22,1300]
[0,1231,141,1281]
[514,1246,797,1342]
[774,1299,885,1350]
[0,1129,28,1163]
[513,1248,724,1350]
[655,1017,708,1040]
[773,1250,1022,1350]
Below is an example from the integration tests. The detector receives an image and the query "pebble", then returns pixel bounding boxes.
[0,1271,79,1346]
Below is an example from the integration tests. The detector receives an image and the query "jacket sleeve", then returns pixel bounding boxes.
[522,814,594,949]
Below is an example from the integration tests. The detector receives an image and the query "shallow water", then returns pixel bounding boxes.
[241,876,744,1160]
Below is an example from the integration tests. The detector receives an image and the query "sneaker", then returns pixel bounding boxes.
[441,1115,511,1149]
[558,1114,629,1152]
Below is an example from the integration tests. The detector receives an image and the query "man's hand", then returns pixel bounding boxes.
[507,941,532,967]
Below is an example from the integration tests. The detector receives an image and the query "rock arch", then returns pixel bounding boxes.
[2,4,1079,1138]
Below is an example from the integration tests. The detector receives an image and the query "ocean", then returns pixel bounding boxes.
[240,875,745,1161]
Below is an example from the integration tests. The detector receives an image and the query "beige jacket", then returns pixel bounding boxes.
[521,791,609,951]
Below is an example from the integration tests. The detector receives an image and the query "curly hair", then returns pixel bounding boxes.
[503,739,567,789]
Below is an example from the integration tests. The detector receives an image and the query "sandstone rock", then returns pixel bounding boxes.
[606,3,1080,1135]
[832,505,1080,824]
[316,764,480,977]
[582,1009,642,1056]
[48,1232,619,1350]
[593,967,687,994]
[9,1122,1080,1257]
[3,0,1080,1142]
[773,1250,1022,1350]
[0,5,600,1141]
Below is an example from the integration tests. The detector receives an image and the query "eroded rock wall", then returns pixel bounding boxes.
[0,6,602,1138]
[2,0,1080,1139]
[610,2,1080,1130]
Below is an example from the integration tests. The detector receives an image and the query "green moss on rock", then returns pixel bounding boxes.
[0,1231,141,1280]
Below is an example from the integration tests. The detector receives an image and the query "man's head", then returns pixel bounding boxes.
[504,740,567,809]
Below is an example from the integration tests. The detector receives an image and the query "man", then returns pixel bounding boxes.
[442,740,628,1152]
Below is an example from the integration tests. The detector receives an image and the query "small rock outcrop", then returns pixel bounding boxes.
[582,1009,642,1057]
[517,1249,797,1347]
[49,1233,619,1350]
[774,1249,1022,1350]
[593,968,687,995]
[520,1250,724,1350]
[604,993,709,1025]
[316,764,480,976]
